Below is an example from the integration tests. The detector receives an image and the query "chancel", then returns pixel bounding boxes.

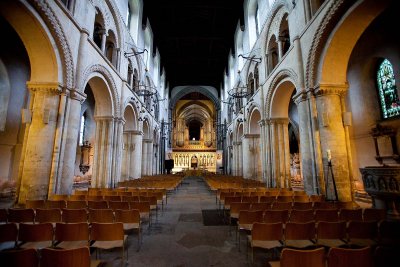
[0,0,399,266]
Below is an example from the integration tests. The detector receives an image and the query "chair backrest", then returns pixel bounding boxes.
[0,223,18,243]
[62,208,88,223]
[347,221,377,240]
[250,202,271,211]
[252,222,283,241]
[238,210,264,225]
[271,202,293,210]
[0,208,8,223]
[25,200,46,209]
[104,195,121,202]
[66,200,87,209]
[339,209,362,222]
[289,209,315,223]
[276,196,293,203]
[46,200,67,209]
[69,195,86,201]
[292,202,313,210]
[316,221,346,240]
[0,248,38,267]
[86,195,104,201]
[18,223,54,242]
[41,247,90,267]
[48,194,69,201]
[279,247,325,267]
[88,209,114,223]
[363,208,386,222]
[242,196,259,203]
[91,222,124,241]
[285,222,316,241]
[108,201,130,211]
[327,247,373,267]
[114,209,140,224]
[263,210,289,223]
[8,208,35,223]
[230,202,251,215]
[55,222,89,242]
[129,201,150,213]
[259,196,275,204]
[314,209,339,222]
[35,208,62,223]
[87,200,108,209]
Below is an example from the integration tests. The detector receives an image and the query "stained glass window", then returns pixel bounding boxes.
[377,59,400,119]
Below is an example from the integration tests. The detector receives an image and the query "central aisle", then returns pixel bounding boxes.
[129,176,250,267]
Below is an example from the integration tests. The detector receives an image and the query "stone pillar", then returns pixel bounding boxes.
[258,120,267,182]
[121,132,131,180]
[294,91,324,195]
[238,141,243,176]
[92,116,114,188]
[147,139,154,175]
[227,145,233,175]
[130,131,143,179]
[18,82,62,203]
[315,85,352,201]
[141,139,148,175]
[111,117,123,187]
[232,142,238,176]
[101,31,107,54]
[269,118,291,188]
[264,120,273,187]
[277,38,284,59]
[57,90,86,194]
[242,134,261,180]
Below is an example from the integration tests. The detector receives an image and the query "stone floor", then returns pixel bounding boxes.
[99,176,266,267]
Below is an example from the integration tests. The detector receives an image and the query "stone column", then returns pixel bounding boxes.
[18,82,62,203]
[147,140,154,175]
[242,134,261,180]
[315,85,352,201]
[130,131,143,179]
[227,145,233,175]
[141,139,148,175]
[238,141,243,176]
[264,120,273,187]
[57,90,86,194]
[92,116,114,188]
[101,31,107,54]
[258,120,267,182]
[111,117,123,187]
[277,38,284,59]
[232,142,238,176]
[293,91,324,195]
[121,132,131,180]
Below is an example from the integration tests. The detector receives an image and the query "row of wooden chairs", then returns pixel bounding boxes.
[229,205,386,223]
[1,205,150,225]
[0,247,100,267]
[267,246,399,267]
[0,222,129,265]
[245,220,400,262]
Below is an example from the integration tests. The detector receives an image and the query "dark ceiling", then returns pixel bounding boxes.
[143,0,244,91]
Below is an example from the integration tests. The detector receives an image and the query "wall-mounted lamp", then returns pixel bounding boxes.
[124,48,148,58]
[238,54,262,64]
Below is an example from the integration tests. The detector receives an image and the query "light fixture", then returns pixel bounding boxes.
[228,71,251,99]
[238,54,262,64]
[124,48,148,58]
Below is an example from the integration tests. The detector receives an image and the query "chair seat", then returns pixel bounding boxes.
[348,238,376,247]
[91,235,127,250]
[230,213,239,219]
[0,241,15,251]
[123,223,140,231]
[56,240,89,249]
[284,239,315,248]
[239,223,253,231]
[20,240,53,249]
[317,238,346,247]
[249,236,282,249]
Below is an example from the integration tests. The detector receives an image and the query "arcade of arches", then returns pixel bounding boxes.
[0,0,399,208]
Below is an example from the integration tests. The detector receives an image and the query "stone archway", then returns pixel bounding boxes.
[242,108,262,180]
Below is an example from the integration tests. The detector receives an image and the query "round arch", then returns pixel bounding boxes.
[248,108,261,134]
[123,104,138,131]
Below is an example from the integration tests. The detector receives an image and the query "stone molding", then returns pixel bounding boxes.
[243,134,260,139]
[143,139,153,143]
[314,83,349,97]
[124,130,143,136]
[233,141,242,146]
[29,0,74,89]
[69,89,87,103]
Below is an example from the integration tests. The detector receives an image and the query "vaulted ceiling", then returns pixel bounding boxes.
[143,0,244,91]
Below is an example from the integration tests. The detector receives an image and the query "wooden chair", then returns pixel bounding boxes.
[347,220,377,247]
[66,200,87,209]
[248,222,283,262]
[276,196,293,203]
[69,195,87,201]
[313,202,336,210]
[327,246,373,267]
[7,208,35,224]
[88,209,114,223]
[0,208,8,223]
[271,202,293,210]
[41,247,100,267]
[90,222,127,266]
[250,202,271,211]
[129,201,151,225]
[54,222,90,249]
[363,208,386,222]
[373,246,400,267]
[108,201,130,211]
[46,200,67,209]
[237,210,264,250]
[114,209,141,251]
[87,200,108,209]
[292,201,313,210]
[25,199,45,209]
[86,196,104,201]
[263,210,289,224]
[259,196,276,204]
[35,208,62,226]
[48,194,69,201]
[289,209,314,223]
[0,223,18,250]
[242,196,259,203]
[103,195,121,202]
[62,208,88,223]
[284,222,316,249]
[314,209,339,222]
[316,221,347,247]
[339,209,363,222]
[269,247,325,267]
[0,248,38,267]
[229,202,251,222]
[18,223,54,249]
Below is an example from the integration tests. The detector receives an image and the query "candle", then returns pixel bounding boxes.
[327,149,332,161]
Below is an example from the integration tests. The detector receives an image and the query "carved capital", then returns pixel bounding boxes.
[257,119,266,127]
[26,81,62,95]
[314,83,348,97]
[69,89,87,103]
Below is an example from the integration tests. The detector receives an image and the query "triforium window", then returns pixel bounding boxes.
[377,59,400,119]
